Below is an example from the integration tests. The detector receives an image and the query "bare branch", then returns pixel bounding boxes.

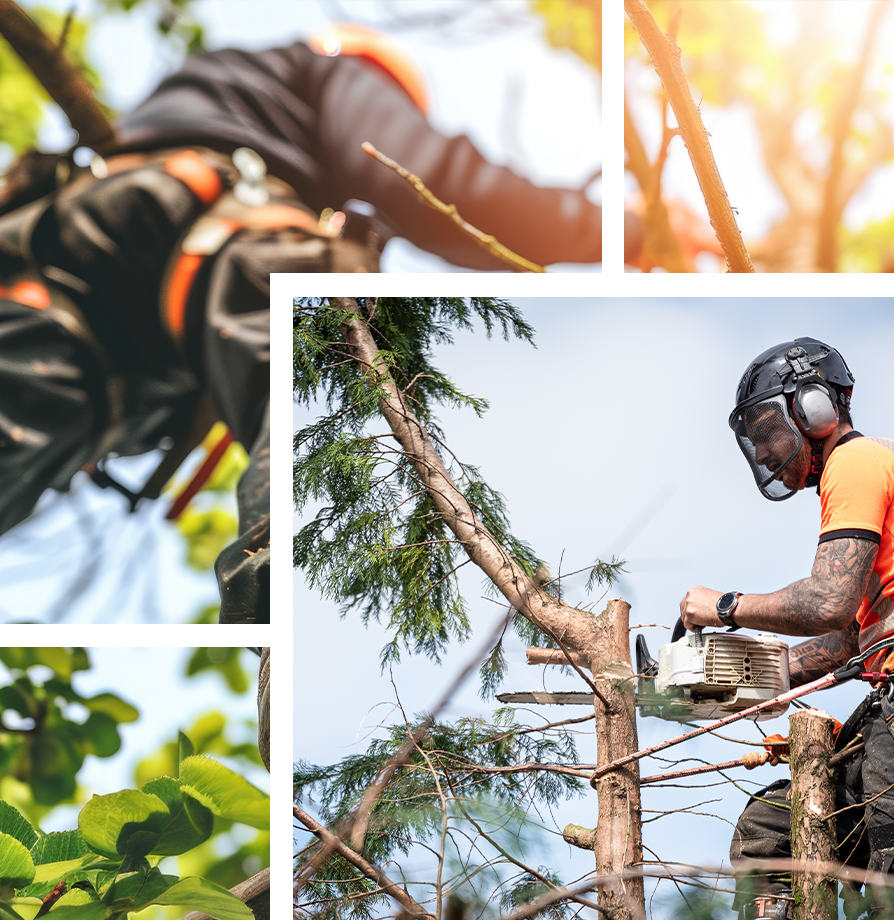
[624,0,754,272]
[590,3,709,297]
[815,0,893,270]
[0,0,115,151]
[362,143,546,273]
[293,804,433,919]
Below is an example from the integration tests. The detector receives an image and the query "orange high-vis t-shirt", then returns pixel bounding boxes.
[819,436,894,658]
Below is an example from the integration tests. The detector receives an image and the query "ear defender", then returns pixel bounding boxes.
[791,378,839,438]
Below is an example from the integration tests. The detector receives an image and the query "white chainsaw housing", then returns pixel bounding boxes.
[656,631,790,721]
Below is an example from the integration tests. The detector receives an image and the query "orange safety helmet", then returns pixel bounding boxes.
[308,23,429,115]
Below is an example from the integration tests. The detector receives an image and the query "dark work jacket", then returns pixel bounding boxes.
[114,41,610,270]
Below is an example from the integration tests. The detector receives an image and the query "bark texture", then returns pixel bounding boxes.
[789,710,837,920]
[589,598,644,920]
[526,646,589,668]
[563,824,597,850]
[0,0,115,151]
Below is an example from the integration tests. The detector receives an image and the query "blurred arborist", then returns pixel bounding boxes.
[678,338,894,918]
[0,18,712,787]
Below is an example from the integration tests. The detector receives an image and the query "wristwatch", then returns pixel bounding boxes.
[716,592,742,627]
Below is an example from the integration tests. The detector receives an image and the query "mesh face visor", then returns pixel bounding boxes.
[729,394,803,501]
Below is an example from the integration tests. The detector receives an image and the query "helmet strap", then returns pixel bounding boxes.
[805,438,825,490]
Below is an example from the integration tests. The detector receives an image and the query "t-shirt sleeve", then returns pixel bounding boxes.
[819,444,890,544]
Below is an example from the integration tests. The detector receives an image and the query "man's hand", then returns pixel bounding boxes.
[679,585,724,630]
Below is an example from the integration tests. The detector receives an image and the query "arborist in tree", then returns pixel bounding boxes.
[0,16,627,626]
[679,338,894,919]
[111,22,641,269]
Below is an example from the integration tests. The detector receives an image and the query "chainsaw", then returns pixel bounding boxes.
[635,618,790,722]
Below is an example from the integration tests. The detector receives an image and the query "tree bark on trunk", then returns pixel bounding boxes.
[588,598,644,920]
[789,710,837,920]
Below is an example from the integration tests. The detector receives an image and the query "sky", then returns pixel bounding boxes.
[292,296,894,909]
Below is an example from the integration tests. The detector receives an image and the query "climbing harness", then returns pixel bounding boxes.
[591,633,894,788]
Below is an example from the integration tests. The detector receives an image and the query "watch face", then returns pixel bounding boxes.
[717,592,738,613]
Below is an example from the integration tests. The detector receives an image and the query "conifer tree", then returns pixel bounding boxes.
[293,298,639,920]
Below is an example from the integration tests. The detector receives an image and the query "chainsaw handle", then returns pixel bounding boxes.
[671,616,739,643]
[671,617,699,643]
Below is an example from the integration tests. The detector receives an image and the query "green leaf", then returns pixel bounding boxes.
[0,623,72,680]
[3,899,39,920]
[80,694,138,724]
[26,731,81,805]
[178,731,195,765]
[142,876,253,920]
[0,804,37,852]
[140,776,213,854]
[178,757,269,829]
[30,831,89,867]
[0,679,37,720]
[70,642,90,672]
[106,866,174,909]
[37,903,110,920]
[28,855,90,887]
[50,888,93,909]
[77,791,168,858]
[0,833,35,888]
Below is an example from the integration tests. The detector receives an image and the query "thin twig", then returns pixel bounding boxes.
[294,608,515,892]
[362,143,546,273]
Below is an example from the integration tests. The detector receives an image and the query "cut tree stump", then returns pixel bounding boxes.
[789,709,837,920]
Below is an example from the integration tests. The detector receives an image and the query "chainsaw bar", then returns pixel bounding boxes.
[496,692,596,706]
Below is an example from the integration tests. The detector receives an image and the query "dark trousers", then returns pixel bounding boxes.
[730,692,894,911]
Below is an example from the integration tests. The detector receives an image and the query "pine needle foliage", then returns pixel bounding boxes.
[293,297,545,666]
[294,709,585,920]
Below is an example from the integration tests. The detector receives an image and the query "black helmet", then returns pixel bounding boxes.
[728,338,854,501]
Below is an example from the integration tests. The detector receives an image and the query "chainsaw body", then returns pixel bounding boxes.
[637,627,790,722]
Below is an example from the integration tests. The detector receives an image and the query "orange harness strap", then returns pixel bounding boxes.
[161,202,332,340]
[0,280,52,309]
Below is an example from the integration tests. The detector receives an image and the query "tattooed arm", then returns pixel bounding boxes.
[788,620,861,687]
[680,536,877,639]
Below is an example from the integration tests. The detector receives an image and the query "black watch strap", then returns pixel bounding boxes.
[716,591,742,627]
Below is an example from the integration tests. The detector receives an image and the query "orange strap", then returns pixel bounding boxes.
[163,150,225,205]
[162,204,330,339]
[0,280,51,310]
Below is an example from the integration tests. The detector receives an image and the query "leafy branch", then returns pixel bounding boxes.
[0,731,269,920]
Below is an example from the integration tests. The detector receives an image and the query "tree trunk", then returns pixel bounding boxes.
[789,710,837,920]
[588,598,644,920]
